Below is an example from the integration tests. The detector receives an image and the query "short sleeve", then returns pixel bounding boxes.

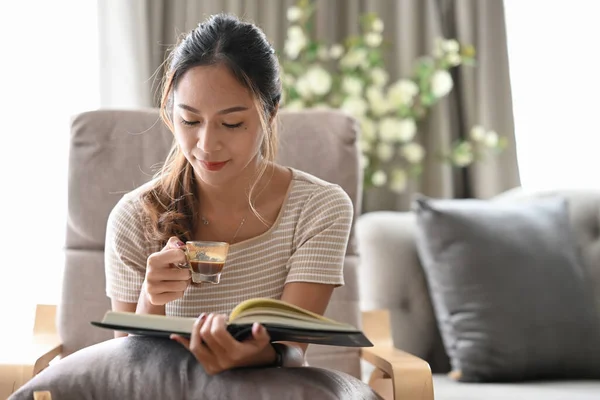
[285,184,354,287]
[104,194,149,303]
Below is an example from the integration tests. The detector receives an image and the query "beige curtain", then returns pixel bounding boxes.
[99,0,520,211]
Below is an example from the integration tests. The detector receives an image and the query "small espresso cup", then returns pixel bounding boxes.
[180,241,230,284]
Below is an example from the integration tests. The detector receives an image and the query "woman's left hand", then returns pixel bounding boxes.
[170,313,275,375]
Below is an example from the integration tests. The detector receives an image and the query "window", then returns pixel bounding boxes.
[504,0,600,190]
[1,2,100,341]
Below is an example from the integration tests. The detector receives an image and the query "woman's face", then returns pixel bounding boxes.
[172,64,264,187]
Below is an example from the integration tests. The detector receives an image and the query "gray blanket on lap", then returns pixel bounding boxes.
[9,336,381,400]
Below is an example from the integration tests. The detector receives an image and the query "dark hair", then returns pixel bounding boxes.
[141,13,282,244]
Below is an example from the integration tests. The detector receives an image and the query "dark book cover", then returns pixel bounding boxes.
[91,321,373,347]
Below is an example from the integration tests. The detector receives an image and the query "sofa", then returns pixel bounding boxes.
[6,108,433,400]
[356,187,600,400]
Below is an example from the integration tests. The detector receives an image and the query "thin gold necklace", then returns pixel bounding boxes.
[201,215,246,244]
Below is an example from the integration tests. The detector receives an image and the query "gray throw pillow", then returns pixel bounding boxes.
[413,195,600,382]
[9,336,381,400]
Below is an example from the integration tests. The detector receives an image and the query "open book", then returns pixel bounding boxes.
[91,298,373,347]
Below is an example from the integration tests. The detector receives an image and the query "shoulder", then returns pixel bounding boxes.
[288,168,353,219]
[107,179,157,231]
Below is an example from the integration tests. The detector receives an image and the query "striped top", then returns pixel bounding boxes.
[104,168,354,317]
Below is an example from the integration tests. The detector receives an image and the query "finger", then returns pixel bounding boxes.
[147,291,186,305]
[251,323,271,345]
[150,249,189,270]
[202,314,236,356]
[164,236,186,251]
[170,334,191,349]
[147,280,188,293]
[190,314,215,362]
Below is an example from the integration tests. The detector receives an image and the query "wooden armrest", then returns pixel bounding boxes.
[29,335,63,376]
[0,305,62,397]
[30,304,62,374]
[361,310,434,400]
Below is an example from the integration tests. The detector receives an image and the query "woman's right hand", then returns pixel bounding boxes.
[143,236,192,306]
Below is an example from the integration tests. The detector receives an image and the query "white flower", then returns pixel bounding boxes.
[305,66,332,96]
[370,67,389,87]
[397,118,417,142]
[284,99,305,111]
[284,41,303,59]
[390,169,408,193]
[287,25,304,39]
[378,118,416,143]
[378,118,401,143]
[372,18,384,33]
[442,39,460,53]
[360,118,377,141]
[371,170,387,187]
[484,131,499,147]
[284,26,307,59]
[360,139,372,152]
[446,52,461,66]
[377,143,394,162]
[470,125,486,141]
[283,73,295,87]
[329,44,344,59]
[454,152,474,166]
[430,70,453,98]
[295,76,312,99]
[366,87,391,116]
[286,6,302,22]
[342,76,364,96]
[453,142,474,166]
[340,48,369,69]
[401,142,425,163]
[365,32,383,47]
[317,46,330,61]
[387,79,419,107]
[341,97,368,117]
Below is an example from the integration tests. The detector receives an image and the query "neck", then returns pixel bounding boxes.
[196,159,269,215]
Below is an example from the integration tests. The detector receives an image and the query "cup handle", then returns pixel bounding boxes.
[176,244,190,269]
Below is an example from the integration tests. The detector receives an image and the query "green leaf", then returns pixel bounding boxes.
[408,164,423,177]
[497,136,509,150]
[461,59,477,67]
[420,92,436,107]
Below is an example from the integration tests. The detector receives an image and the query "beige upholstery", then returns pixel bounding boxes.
[356,188,600,399]
[59,108,363,376]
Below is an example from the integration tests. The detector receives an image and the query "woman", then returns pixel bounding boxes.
[104,13,353,375]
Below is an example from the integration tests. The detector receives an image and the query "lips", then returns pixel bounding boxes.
[199,160,229,171]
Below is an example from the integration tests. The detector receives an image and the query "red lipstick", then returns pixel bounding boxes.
[200,160,228,171]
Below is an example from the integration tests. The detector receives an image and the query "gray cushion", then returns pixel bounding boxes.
[9,336,381,400]
[413,195,600,382]
[432,374,600,400]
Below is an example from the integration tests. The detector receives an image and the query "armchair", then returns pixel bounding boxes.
[6,109,433,400]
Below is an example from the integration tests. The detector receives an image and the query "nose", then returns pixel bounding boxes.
[196,124,221,153]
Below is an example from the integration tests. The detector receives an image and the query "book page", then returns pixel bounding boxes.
[102,312,196,334]
[229,314,358,332]
[231,307,350,327]
[229,298,337,324]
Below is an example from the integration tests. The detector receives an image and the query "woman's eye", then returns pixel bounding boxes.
[180,118,199,126]
[223,122,243,129]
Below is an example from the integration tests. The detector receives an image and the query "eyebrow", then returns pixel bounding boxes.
[177,104,249,115]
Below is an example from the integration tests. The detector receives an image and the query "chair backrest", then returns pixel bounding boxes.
[59,108,363,378]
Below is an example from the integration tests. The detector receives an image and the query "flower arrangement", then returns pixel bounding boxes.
[279,0,507,192]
